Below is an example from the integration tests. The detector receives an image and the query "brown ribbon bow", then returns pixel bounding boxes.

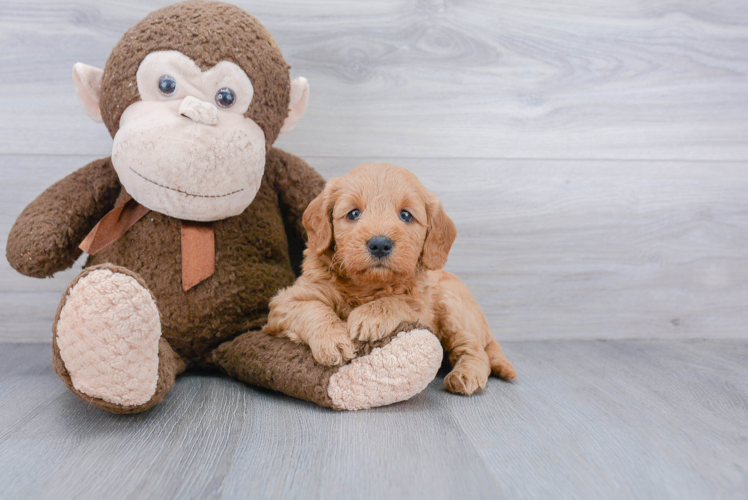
[79,199,215,291]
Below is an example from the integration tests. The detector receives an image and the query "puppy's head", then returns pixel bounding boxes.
[303,163,457,284]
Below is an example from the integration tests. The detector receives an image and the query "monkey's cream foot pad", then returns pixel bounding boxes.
[328,329,443,410]
[55,268,162,406]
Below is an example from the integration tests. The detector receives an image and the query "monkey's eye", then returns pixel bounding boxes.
[215,88,236,108]
[399,210,413,222]
[346,209,361,220]
[158,75,177,96]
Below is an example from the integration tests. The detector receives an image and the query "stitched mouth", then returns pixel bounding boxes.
[129,168,244,198]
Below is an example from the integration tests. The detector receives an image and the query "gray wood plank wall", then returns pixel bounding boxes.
[1,0,747,342]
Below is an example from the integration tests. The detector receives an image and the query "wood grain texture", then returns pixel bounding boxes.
[4,155,748,342]
[0,0,747,159]
[0,340,746,499]
[2,2,747,498]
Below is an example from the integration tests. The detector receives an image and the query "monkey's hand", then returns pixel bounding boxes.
[6,158,120,278]
[347,298,419,343]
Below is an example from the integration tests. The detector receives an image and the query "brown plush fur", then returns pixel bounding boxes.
[5,2,320,377]
[6,158,121,278]
[8,146,330,413]
[8,148,324,358]
[209,321,424,410]
[86,148,323,363]
[100,1,290,146]
[265,164,517,395]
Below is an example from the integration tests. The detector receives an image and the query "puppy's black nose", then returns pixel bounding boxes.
[367,236,393,259]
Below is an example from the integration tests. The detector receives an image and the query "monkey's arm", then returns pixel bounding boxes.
[265,147,326,275]
[6,158,121,278]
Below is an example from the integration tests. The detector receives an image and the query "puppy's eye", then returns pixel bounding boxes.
[346,209,361,220]
[399,210,413,222]
[158,75,177,96]
[215,88,236,108]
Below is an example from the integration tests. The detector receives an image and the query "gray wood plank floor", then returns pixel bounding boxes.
[1,340,746,499]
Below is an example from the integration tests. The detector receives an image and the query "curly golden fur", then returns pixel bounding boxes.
[264,163,516,395]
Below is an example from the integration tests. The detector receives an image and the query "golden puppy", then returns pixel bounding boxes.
[264,163,516,395]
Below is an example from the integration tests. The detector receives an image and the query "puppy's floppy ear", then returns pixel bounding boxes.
[303,179,338,256]
[421,194,457,270]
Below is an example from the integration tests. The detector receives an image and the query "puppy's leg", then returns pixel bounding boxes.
[442,331,492,396]
[485,338,517,380]
[347,297,419,342]
[265,282,355,366]
[436,272,516,395]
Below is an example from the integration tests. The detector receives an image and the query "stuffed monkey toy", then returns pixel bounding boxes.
[6,1,443,414]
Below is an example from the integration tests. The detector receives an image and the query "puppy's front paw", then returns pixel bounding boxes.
[308,328,357,366]
[347,308,403,343]
[444,365,489,396]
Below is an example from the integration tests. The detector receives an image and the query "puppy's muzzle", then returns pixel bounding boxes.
[367,236,393,259]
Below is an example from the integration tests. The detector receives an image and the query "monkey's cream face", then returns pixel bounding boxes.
[111,51,266,222]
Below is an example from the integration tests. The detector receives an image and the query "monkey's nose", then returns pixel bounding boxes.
[179,95,219,126]
[367,236,393,259]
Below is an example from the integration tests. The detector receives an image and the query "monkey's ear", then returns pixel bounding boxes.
[280,77,309,134]
[302,179,337,256]
[421,195,457,270]
[72,63,104,123]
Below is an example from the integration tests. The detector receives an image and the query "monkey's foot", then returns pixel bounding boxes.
[210,323,442,411]
[327,327,443,411]
[54,265,162,407]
